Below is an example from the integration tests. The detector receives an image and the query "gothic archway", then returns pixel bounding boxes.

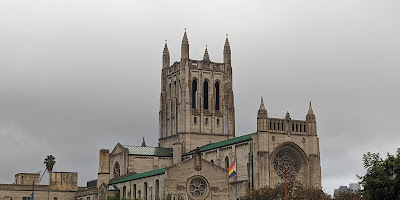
[270,142,310,187]
[114,161,120,178]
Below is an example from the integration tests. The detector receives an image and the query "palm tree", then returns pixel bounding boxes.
[44,155,56,172]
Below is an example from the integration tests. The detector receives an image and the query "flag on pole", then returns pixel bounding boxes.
[228,161,236,178]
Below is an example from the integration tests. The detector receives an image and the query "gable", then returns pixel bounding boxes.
[110,143,127,156]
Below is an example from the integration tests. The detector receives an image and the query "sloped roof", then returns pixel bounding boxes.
[183,133,253,156]
[123,145,173,157]
[110,168,165,185]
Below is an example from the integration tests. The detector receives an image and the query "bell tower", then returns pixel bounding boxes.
[159,31,235,153]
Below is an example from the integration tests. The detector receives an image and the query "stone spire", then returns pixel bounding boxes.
[162,40,170,68]
[257,97,267,131]
[223,34,231,65]
[257,97,267,118]
[306,101,316,122]
[141,137,146,147]
[308,101,314,115]
[181,29,189,60]
[203,45,210,61]
[259,96,266,111]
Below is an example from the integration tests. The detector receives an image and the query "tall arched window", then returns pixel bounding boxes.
[122,186,126,198]
[155,179,160,200]
[133,184,136,199]
[192,79,197,108]
[113,162,120,178]
[204,81,209,109]
[225,156,229,169]
[144,182,148,200]
[215,82,220,110]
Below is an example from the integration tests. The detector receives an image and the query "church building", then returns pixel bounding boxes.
[96,31,322,200]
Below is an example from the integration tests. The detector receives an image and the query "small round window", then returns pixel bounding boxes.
[187,176,209,200]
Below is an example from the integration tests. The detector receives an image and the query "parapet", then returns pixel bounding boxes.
[49,172,78,191]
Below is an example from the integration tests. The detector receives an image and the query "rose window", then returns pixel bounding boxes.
[273,149,299,178]
[187,176,209,200]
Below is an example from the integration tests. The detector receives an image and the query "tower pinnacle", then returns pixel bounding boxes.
[162,40,170,68]
[224,34,231,65]
[308,101,314,115]
[203,45,210,61]
[259,96,266,111]
[181,29,189,60]
[141,137,146,147]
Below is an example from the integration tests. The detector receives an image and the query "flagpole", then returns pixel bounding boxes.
[235,148,237,200]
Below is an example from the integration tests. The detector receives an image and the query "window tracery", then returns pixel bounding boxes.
[273,149,299,178]
[187,176,209,200]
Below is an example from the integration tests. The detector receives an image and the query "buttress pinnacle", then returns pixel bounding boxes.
[259,96,266,111]
[308,101,314,115]
[141,137,146,147]
[203,45,210,60]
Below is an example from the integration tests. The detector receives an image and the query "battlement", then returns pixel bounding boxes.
[266,118,308,135]
[257,99,317,135]
[163,59,226,78]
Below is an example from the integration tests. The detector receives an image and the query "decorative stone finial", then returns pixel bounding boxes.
[308,101,314,115]
[141,137,146,147]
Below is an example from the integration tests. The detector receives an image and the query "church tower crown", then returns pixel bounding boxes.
[159,31,235,153]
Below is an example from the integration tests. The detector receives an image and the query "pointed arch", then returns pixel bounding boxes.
[215,81,220,110]
[192,79,198,109]
[225,156,229,169]
[113,162,120,178]
[155,179,160,200]
[203,80,209,109]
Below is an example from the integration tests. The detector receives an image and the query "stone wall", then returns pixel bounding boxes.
[165,158,229,200]
[49,172,78,192]
[14,173,40,185]
[0,184,76,200]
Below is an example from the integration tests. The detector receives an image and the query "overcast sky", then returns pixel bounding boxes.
[1,0,399,195]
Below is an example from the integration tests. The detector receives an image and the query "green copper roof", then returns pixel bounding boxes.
[110,168,165,185]
[183,133,253,156]
[123,145,173,157]
[108,185,119,191]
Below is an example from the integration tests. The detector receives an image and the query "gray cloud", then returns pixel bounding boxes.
[1,0,399,195]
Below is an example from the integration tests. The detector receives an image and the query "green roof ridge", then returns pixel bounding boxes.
[183,133,253,156]
[110,168,165,185]
[122,145,173,157]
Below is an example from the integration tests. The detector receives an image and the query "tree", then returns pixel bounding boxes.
[44,155,56,172]
[358,148,400,200]
[246,180,331,200]
[334,190,363,200]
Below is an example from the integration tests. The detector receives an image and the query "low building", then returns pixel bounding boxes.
[0,172,79,200]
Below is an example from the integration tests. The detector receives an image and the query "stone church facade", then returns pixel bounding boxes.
[96,32,321,200]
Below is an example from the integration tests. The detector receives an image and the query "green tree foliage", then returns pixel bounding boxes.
[358,148,400,200]
[106,192,120,200]
[246,180,330,200]
[44,155,56,172]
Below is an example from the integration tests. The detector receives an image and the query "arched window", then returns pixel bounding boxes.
[192,79,197,108]
[225,157,229,169]
[113,162,120,178]
[204,81,209,109]
[133,184,136,199]
[155,179,160,200]
[144,182,148,200]
[122,186,126,198]
[211,160,214,164]
[215,82,220,110]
